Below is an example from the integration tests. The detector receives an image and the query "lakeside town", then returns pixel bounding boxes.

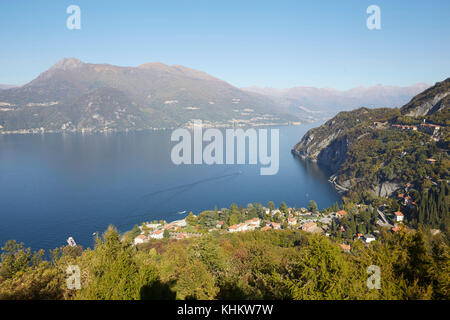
[130,194,422,252]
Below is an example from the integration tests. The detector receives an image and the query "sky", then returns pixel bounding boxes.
[0,0,449,89]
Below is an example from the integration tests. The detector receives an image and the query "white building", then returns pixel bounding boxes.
[146,223,162,229]
[134,234,148,245]
[173,219,187,227]
[364,234,376,243]
[149,230,164,239]
[394,211,404,222]
[245,218,260,227]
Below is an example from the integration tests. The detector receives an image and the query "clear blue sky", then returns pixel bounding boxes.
[0,0,449,89]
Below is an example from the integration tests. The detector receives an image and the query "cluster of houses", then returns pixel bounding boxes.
[373,121,442,142]
[132,204,414,249]
[133,218,202,245]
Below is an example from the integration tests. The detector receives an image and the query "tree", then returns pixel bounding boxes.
[280,202,288,214]
[308,200,318,213]
[163,229,170,239]
[186,212,197,226]
[268,201,275,212]
[229,213,239,226]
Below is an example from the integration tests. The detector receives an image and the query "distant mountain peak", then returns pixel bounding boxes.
[50,57,85,71]
[137,62,169,69]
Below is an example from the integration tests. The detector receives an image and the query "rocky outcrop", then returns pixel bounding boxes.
[372,181,401,197]
[404,92,449,117]
[401,78,450,116]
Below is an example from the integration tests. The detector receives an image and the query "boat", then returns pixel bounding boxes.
[177,210,187,215]
[67,237,77,247]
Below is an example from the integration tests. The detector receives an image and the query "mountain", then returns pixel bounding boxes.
[0,58,295,134]
[0,84,18,90]
[401,78,450,117]
[244,83,430,120]
[292,78,449,199]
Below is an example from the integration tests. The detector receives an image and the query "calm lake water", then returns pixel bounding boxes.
[0,124,340,251]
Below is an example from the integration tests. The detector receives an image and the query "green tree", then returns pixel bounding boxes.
[308,200,318,213]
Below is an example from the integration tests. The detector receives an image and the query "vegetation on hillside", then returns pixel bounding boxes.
[1,224,448,300]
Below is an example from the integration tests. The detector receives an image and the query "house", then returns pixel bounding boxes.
[216,221,224,229]
[404,196,412,206]
[301,222,322,234]
[363,234,376,243]
[337,210,347,218]
[391,124,418,131]
[146,223,162,229]
[149,230,164,239]
[373,122,385,128]
[419,123,440,135]
[229,223,247,233]
[288,217,297,226]
[245,218,260,227]
[427,158,437,163]
[261,225,272,231]
[271,222,281,230]
[134,234,148,245]
[173,219,187,227]
[339,243,351,252]
[272,209,281,216]
[173,232,188,240]
[394,211,404,222]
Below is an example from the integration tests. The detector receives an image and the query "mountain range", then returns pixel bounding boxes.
[0,58,295,134]
[0,58,431,134]
[243,83,430,120]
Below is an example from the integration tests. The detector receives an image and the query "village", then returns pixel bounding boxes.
[132,201,411,253]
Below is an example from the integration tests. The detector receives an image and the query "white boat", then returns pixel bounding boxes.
[177,210,187,215]
[67,237,77,247]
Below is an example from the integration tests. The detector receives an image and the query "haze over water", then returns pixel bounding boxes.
[0,124,340,251]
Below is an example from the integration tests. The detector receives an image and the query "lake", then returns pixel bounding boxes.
[0,124,340,251]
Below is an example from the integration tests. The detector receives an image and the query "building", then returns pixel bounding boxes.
[419,123,440,135]
[339,243,351,252]
[149,230,164,239]
[229,223,246,233]
[391,124,418,131]
[172,219,187,227]
[394,211,404,222]
[271,222,281,230]
[337,210,347,218]
[261,225,272,231]
[245,218,260,227]
[364,234,376,243]
[373,122,386,129]
[146,223,162,229]
[134,234,148,245]
[301,222,322,234]
[216,221,224,229]
[288,217,297,226]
